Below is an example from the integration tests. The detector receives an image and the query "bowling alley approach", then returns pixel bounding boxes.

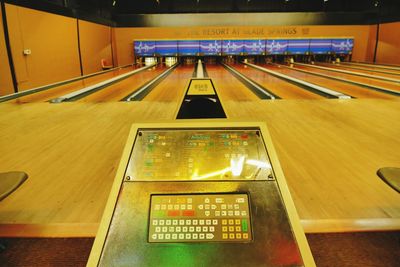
[0,1,400,266]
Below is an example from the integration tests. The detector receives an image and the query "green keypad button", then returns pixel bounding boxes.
[153,210,165,217]
[242,219,248,232]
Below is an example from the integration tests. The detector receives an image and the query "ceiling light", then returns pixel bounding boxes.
[374,1,379,7]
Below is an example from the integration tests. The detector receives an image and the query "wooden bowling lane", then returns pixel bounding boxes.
[317,63,400,79]
[346,62,400,72]
[8,66,139,103]
[229,64,323,99]
[205,64,260,101]
[78,65,169,102]
[143,65,194,102]
[261,64,395,99]
[295,65,400,92]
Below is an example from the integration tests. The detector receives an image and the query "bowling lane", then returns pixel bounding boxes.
[317,63,400,79]
[9,66,139,103]
[205,64,260,101]
[295,65,400,92]
[229,64,323,99]
[344,62,400,73]
[260,64,395,99]
[143,65,195,102]
[79,64,169,102]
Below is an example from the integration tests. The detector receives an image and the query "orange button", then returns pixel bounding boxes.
[182,210,195,216]
[167,210,180,216]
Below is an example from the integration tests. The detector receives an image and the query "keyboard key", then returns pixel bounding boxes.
[152,220,158,226]
[215,211,220,216]
[222,219,227,225]
[205,211,210,216]
[196,226,201,232]
[222,233,228,239]
[235,226,241,232]
[206,233,214,239]
[167,210,180,217]
[185,233,191,239]
[155,227,161,233]
[176,226,181,232]
[215,198,223,203]
[186,220,191,225]
[211,204,217,210]
[205,204,210,210]
[229,233,235,239]
[212,219,218,225]
[234,211,240,216]
[172,234,177,239]
[221,211,227,216]
[187,205,192,210]
[236,233,242,239]
[235,219,241,225]
[158,234,164,239]
[242,219,248,232]
[169,227,174,232]
[192,233,198,239]
[202,226,208,232]
[222,226,228,232]
[179,220,185,225]
[167,204,173,210]
[206,220,211,225]
[182,210,195,216]
[162,227,168,232]
[199,220,205,225]
[228,211,233,216]
[243,233,249,239]
[182,227,188,232]
[166,220,171,225]
[189,226,195,232]
[221,204,227,209]
[159,220,165,225]
[165,234,171,239]
[199,233,205,239]
[192,220,198,225]
[209,226,215,232]
[179,233,184,239]
[234,204,239,209]
[228,219,234,225]
[151,234,157,240]
[172,220,178,225]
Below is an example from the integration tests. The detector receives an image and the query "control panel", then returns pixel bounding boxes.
[149,194,252,243]
[126,129,272,181]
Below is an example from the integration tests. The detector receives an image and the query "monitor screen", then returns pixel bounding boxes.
[287,39,310,54]
[243,40,266,55]
[222,40,244,55]
[331,38,354,54]
[266,40,288,54]
[134,41,156,56]
[156,41,178,56]
[200,40,222,55]
[178,40,200,56]
[309,39,332,54]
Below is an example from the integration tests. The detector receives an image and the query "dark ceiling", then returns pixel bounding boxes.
[70,0,394,14]
[5,0,400,25]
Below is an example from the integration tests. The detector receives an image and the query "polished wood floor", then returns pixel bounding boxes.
[0,62,400,237]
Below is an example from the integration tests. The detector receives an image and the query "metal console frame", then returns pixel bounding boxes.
[87,121,315,267]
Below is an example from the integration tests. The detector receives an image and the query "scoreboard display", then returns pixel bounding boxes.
[243,40,266,55]
[266,40,288,55]
[331,38,354,54]
[287,39,310,54]
[309,39,332,54]
[156,41,178,56]
[134,41,156,56]
[200,40,222,56]
[178,40,200,56]
[222,40,244,55]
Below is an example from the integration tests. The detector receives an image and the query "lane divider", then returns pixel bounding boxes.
[196,59,205,78]
[245,62,351,99]
[275,64,400,97]
[221,63,279,100]
[50,64,156,103]
[0,64,133,103]
[122,63,179,101]
[295,62,400,84]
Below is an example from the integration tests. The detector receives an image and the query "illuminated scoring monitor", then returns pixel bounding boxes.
[222,40,244,55]
[126,129,272,181]
[309,39,332,54]
[243,39,266,55]
[266,39,288,55]
[331,38,354,54]
[134,41,156,56]
[199,40,222,56]
[156,40,178,56]
[178,40,200,56]
[287,39,310,54]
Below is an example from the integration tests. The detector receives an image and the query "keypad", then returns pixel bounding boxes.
[149,194,251,243]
